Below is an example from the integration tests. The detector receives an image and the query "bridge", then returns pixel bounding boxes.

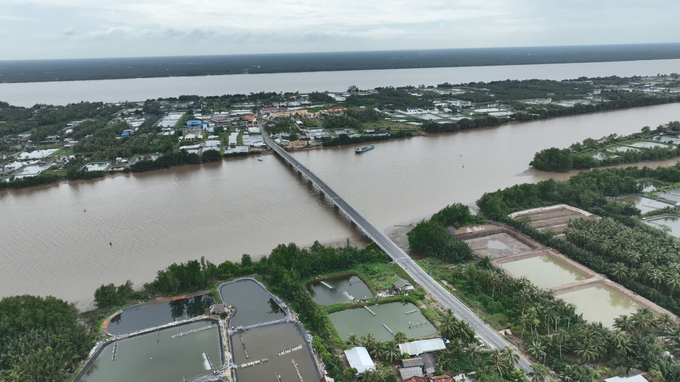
[262,132,532,373]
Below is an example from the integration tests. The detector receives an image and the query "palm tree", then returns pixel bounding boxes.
[528,340,547,364]
[614,315,634,332]
[439,309,458,339]
[609,329,630,353]
[488,349,512,377]
[454,321,476,344]
[380,341,401,363]
[631,308,655,332]
[368,341,382,359]
[528,364,551,382]
[465,343,483,365]
[346,333,360,347]
[393,331,408,344]
[362,333,377,353]
[610,262,628,282]
[656,312,676,331]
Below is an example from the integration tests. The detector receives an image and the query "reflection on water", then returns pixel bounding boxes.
[559,285,640,328]
[219,280,286,327]
[330,302,436,342]
[501,255,588,290]
[83,320,221,382]
[645,215,680,238]
[106,295,214,335]
[306,275,373,305]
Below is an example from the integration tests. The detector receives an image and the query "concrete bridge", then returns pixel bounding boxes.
[261,132,533,373]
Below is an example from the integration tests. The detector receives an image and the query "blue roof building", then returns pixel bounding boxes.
[186,120,201,127]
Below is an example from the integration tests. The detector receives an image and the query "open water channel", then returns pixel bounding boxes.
[306,275,372,305]
[2,90,680,309]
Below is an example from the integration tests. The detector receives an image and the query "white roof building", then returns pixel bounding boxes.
[344,347,375,374]
[605,376,648,382]
[398,338,446,356]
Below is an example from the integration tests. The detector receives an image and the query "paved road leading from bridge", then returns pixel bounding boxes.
[262,132,532,373]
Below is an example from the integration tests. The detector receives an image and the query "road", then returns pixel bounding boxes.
[261,131,533,373]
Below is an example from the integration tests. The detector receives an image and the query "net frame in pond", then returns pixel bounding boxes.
[75,318,227,382]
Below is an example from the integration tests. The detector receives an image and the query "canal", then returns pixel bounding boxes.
[2,103,680,308]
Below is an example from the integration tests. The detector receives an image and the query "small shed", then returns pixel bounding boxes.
[210,304,226,315]
[393,279,413,290]
[344,347,375,374]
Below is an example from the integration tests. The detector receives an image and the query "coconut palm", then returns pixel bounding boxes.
[528,340,547,364]
[439,308,458,339]
[631,308,655,332]
[610,262,628,282]
[346,333,360,347]
[380,341,401,363]
[614,315,634,332]
[393,331,408,344]
[609,329,631,353]
[528,364,551,382]
[656,312,676,331]
[362,333,377,353]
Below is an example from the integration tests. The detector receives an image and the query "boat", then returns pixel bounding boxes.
[355,145,375,154]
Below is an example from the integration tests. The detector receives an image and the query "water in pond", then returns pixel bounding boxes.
[501,255,588,290]
[81,320,221,382]
[608,146,640,153]
[219,280,286,327]
[307,275,372,305]
[645,215,680,238]
[559,285,641,328]
[618,196,673,213]
[629,141,672,149]
[232,322,319,382]
[657,189,680,203]
[106,294,214,335]
[329,302,436,342]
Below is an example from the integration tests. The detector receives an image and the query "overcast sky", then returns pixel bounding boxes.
[1,0,679,60]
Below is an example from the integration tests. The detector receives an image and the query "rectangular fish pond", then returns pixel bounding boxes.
[617,196,673,214]
[79,320,222,382]
[645,215,680,238]
[231,322,320,382]
[501,254,589,290]
[105,294,214,335]
[306,275,372,305]
[219,279,286,327]
[330,302,436,342]
[558,285,641,329]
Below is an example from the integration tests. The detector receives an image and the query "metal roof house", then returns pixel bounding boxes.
[344,347,375,374]
[399,338,446,356]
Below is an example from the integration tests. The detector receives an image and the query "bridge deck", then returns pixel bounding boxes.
[261,132,532,373]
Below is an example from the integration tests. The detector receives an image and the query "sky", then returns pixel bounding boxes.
[1,0,679,60]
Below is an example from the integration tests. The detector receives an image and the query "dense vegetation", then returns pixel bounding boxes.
[407,203,483,262]
[440,262,680,381]
[531,122,680,171]
[322,130,413,147]
[4,45,680,83]
[0,295,95,381]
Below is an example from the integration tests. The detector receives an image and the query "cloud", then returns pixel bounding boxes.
[1,0,680,59]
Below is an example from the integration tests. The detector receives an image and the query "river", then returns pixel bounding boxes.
[2,103,680,309]
[1,59,680,106]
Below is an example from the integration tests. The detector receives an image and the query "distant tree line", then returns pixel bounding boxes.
[531,122,680,172]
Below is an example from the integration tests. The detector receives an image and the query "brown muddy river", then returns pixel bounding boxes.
[2,103,680,308]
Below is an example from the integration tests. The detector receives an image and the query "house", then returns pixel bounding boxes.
[404,377,428,382]
[121,129,133,137]
[399,339,447,356]
[210,304,226,315]
[45,135,60,143]
[319,377,335,382]
[183,134,199,142]
[228,132,239,148]
[344,347,375,375]
[605,375,648,382]
[393,279,414,291]
[432,376,455,382]
[399,367,425,380]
